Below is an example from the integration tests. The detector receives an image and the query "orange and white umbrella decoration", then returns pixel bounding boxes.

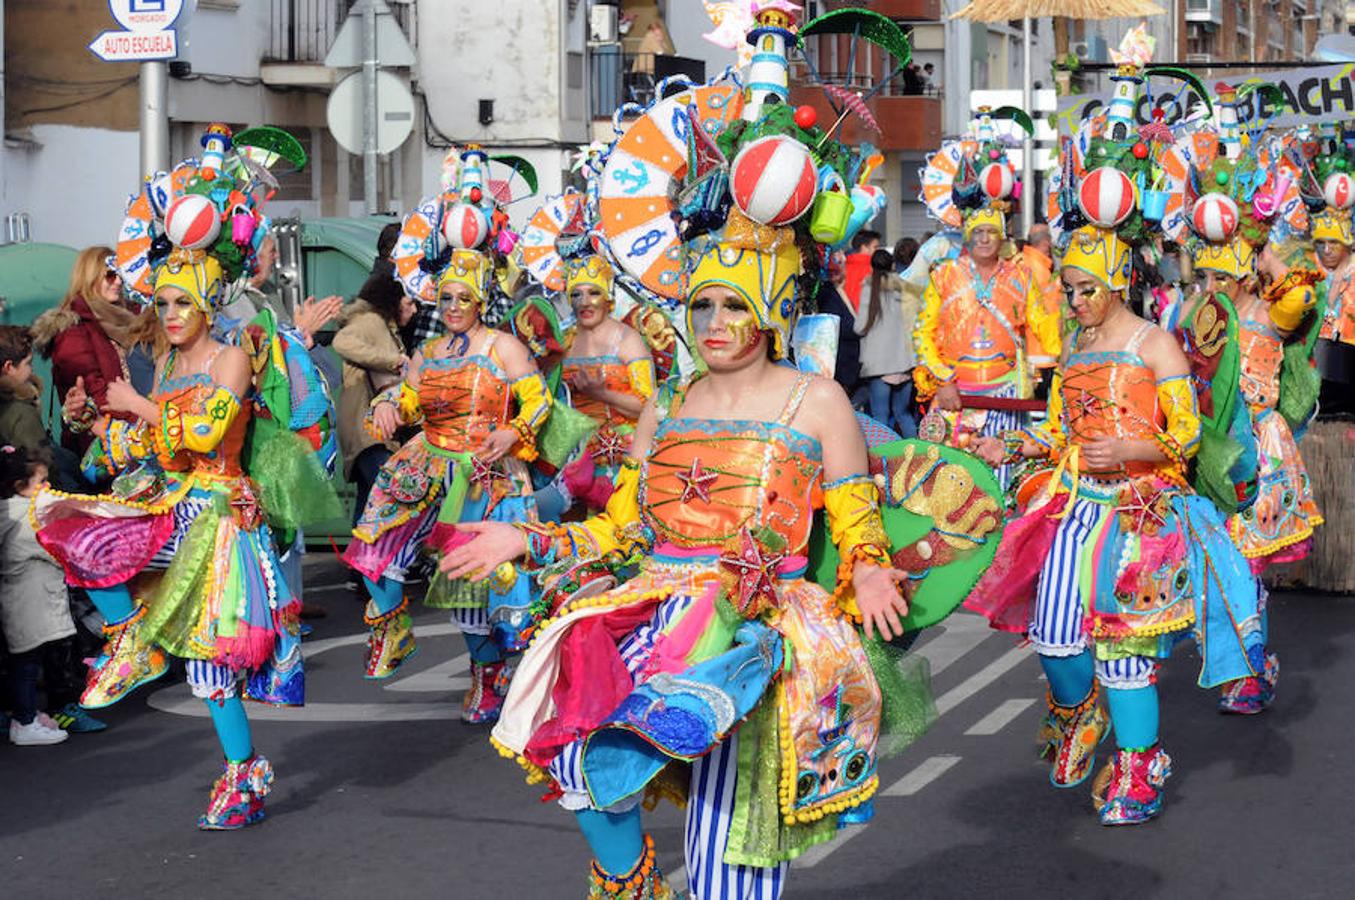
[116,160,200,301]
[597,82,744,300]
[1158,130,1220,242]
[920,140,978,230]
[519,191,587,293]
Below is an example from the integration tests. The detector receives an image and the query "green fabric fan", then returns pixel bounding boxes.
[808,440,1004,631]
[234,126,309,172]
[798,8,912,67]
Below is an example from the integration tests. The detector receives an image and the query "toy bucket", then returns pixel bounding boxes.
[809,190,852,244]
[1142,189,1170,221]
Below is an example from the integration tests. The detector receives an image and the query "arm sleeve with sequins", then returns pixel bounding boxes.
[626,358,656,401]
[366,380,422,438]
[520,459,648,564]
[912,275,953,401]
[823,474,892,621]
[1156,375,1201,466]
[1024,273,1063,369]
[1021,369,1067,456]
[508,372,552,461]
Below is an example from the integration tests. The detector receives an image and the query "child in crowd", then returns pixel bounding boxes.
[0,326,49,452]
[0,446,104,745]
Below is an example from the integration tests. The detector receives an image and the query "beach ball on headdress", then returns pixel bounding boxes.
[1323,172,1355,211]
[980,162,1015,200]
[730,135,818,226]
[442,202,490,250]
[1077,167,1136,227]
[163,194,222,250]
[1191,193,1239,242]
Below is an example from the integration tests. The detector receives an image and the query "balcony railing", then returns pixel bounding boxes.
[266,0,415,65]
[1184,0,1222,26]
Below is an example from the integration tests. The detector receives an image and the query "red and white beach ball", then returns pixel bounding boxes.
[980,162,1015,200]
[1077,167,1136,227]
[730,135,818,226]
[442,203,490,250]
[1323,172,1355,211]
[1191,193,1239,242]
[163,194,221,250]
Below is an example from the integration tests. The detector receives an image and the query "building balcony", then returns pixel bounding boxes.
[263,0,415,65]
[844,0,942,19]
[1185,0,1223,25]
[787,85,942,152]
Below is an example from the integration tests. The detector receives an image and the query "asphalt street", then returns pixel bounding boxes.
[4,558,1354,899]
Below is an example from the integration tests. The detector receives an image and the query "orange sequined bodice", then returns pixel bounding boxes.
[931,259,1027,386]
[1237,316,1283,412]
[1061,350,1164,480]
[156,376,248,478]
[562,355,639,428]
[417,352,511,454]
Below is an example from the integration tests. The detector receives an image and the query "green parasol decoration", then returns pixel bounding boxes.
[798,8,912,67]
[808,440,1004,631]
[234,126,308,172]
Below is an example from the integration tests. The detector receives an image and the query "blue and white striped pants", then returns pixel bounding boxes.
[185,659,239,699]
[548,594,788,898]
[449,605,489,636]
[379,504,440,582]
[1029,497,1156,690]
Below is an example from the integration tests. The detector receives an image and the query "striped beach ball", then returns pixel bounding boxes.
[442,203,490,250]
[1323,172,1355,210]
[1077,167,1136,227]
[1191,193,1239,242]
[730,135,818,226]
[980,162,1015,200]
[163,194,221,250]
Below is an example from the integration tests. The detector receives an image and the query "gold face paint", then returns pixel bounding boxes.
[156,289,207,343]
[726,314,759,357]
[569,286,610,314]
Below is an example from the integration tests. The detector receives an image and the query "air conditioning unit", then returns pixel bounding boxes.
[589,5,618,43]
[1070,40,1090,58]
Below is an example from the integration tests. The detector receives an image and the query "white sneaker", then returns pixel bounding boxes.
[10,718,69,746]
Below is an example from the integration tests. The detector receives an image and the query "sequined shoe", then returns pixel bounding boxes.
[363,598,417,679]
[198,753,274,830]
[1218,652,1279,715]
[587,834,677,899]
[1091,744,1171,826]
[462,660,505,724]
[1038,683,1110,788]
[81,605,169,709]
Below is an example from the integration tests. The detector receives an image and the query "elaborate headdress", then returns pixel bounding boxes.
[392,145,538,320]
[115,123,307,308]
[922,105,1033,242]
[592,1,898,362]
[1061,226,1133,292]
[1303,122,1355,248]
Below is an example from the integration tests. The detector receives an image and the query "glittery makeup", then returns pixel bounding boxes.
[726,314,759,356]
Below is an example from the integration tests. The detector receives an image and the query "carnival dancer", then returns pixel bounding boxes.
[914,113,1062,487]
[970,216,1268,824]
[34,249,296,829]
[442,205,929,897]
[342,247,550,723]
[556,253,656,512]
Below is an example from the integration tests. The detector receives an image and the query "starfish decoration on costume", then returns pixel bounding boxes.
[1116,478,1167,534]
[719,526,785,619]
[469,455,511,493]
[676,457,719,505]
[1071,389,1104,421]
[591,425,626,468]
[230,487,263,530]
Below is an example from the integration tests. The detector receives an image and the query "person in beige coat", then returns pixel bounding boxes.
[332,269,417,525]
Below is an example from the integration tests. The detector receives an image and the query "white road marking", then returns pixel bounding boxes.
[882,755,962,797]
[794,824,867,867]
[909,612,994,676]
[383,653,471,692]
[934,645,1030,715]
[964,698,1037,736]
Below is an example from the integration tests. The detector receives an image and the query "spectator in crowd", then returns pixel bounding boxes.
[31,247,157,461]
[893,237,920,273]
[0,327,47,453]
[333,267,417,531]
[856,248,919,437]
[922,62,937,94]
[817,251,862,397]
[843,229,881,312]
[0,446,103,745]
[903,62,924,95]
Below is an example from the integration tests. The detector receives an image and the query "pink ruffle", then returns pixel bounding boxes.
[522,599,665,768]
[964,493,1070,633]
[36,511,174,589]
[343,513,430,581]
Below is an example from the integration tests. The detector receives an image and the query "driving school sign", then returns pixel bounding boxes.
[1055,64,1355,135]
[88,0,185,62]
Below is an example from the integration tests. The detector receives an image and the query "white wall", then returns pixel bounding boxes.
[179,1,270,78]
[3,125,139,248]
[664,0,738,80]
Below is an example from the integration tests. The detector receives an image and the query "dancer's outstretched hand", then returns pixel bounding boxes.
[439,521,526,581]
[853,561,911,641]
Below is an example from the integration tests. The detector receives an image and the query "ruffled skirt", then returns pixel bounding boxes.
[1227,407,1323,570]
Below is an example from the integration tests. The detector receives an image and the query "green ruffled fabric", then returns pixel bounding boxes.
[247,423,344,531]
[1194,425,1246,515]
[537,401,598,469]
[424,570,490,609]
[862,635,938,759]
[142,498,223,660]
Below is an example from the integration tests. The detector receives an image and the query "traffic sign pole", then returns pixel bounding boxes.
[140,60,170,178]
[363,0,379,215]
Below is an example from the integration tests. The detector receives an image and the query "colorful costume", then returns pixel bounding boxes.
[915,109,1061,487]
[345,146,549,723]
[489,7,932,895]
[970,48,1271,822]
[34,249,297,830]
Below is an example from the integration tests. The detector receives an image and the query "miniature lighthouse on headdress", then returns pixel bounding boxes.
[1103,24,1155,143]
[1214,84,1243,161]
[740,1,801,123]
[458,144,491,209]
